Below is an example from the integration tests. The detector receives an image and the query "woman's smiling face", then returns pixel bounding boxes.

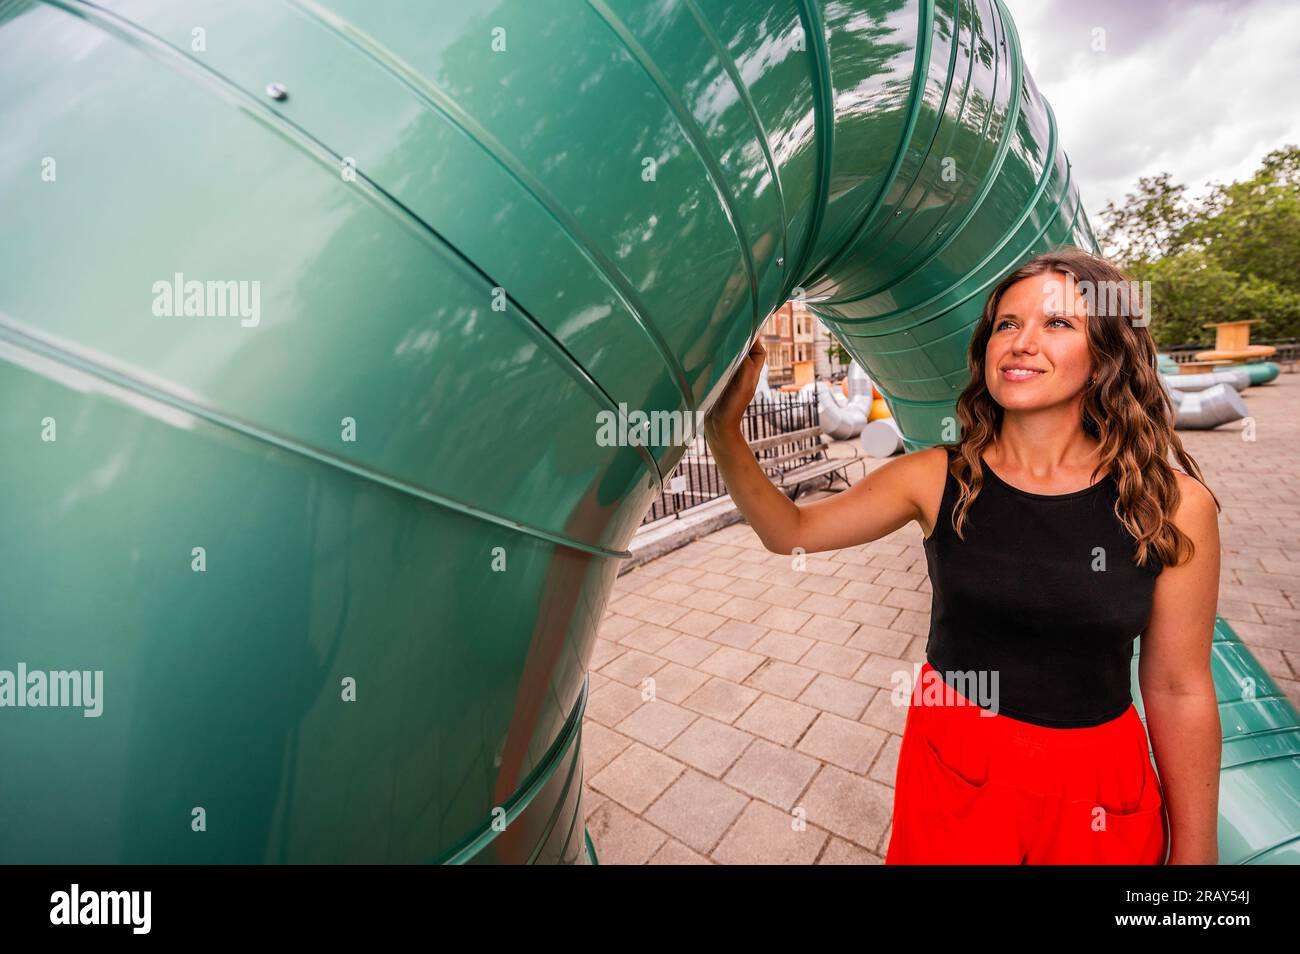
[985,270,1094,410]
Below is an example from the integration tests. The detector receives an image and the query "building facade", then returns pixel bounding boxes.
[759,299,846,385]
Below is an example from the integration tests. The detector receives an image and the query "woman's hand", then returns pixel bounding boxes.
[705,336,767,438]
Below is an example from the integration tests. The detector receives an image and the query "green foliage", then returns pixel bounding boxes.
[1098,171,1194,264]
[1097,146,1300,344]
[1187,147,1300,297]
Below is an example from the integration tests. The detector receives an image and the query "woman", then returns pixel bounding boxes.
[703,247,1221,865]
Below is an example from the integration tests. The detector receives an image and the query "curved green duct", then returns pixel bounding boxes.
[1216,361,1281,386]
[1139,619,1300,865]
[0,0,1295,864]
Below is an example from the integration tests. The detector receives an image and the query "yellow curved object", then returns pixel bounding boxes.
[1194,345,1277,362]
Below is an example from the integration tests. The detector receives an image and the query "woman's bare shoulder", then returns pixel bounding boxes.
[1170,470,1218,530]
[881,444,950,488]
[906,445,953,540]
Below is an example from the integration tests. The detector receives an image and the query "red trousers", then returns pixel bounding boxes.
[886,662,1167,865]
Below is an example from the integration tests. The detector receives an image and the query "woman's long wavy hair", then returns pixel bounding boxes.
[939,246,1219,571]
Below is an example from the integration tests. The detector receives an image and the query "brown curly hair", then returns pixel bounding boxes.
[938,246,1219,570]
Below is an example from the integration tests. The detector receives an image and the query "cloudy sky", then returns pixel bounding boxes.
[1002,0,1300,225]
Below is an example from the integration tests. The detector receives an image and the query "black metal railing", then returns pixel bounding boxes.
[640,391,822,526]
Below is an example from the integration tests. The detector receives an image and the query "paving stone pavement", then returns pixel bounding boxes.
[583,370,1300,864]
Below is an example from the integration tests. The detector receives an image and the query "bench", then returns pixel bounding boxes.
[747,425,866,501]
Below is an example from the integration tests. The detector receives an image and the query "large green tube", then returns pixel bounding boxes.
[0,0,1294,864]
[1138,619,1300,865]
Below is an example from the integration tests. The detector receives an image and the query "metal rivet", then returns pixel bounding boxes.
[776,257,784,267]
[266,82,288,101]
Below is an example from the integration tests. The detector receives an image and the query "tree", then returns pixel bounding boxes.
[1097,172,1194,264]
[1184,145,1300,297]
[1099,146,1300,343]
[1126,251,1231,347]
[827,339,852,366]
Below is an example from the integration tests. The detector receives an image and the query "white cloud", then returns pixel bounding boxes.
[1002,0,1300,223]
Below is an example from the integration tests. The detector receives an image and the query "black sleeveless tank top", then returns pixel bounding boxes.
[922,451,1163,728]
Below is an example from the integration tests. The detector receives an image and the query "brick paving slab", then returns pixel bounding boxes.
[584,370,1300,863]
